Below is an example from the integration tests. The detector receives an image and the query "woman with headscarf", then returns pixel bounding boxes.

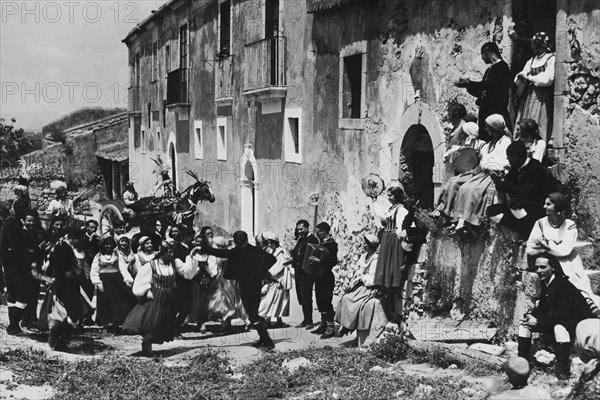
[515,32,555,143]
[131,236,156,278]
[450,114,512,232]
[90,233,137,330]
[258,232,293,328]
[527,192,600,313]
[434,122,487,218]
[116,234,136,287]
[203,236,248,330]
[122,239,199,356]
[188,227,218,333]
[334,234,382,340]
[568,319,600,400]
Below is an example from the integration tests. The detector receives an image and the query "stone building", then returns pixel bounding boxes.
[124,0,599,331]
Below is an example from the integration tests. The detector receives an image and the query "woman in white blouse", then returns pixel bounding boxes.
[527,192,600,313]
[122,239,200,356]
[515,32,555,143]
[514,118,546,163]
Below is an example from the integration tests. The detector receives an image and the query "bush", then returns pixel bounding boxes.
[0,118,32,167]
[370,333,410,363]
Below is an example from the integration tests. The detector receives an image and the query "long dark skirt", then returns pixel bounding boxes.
[122,287,177,344]
[374,231,405,288]
[96,273,137,327]
[189,278,212,324]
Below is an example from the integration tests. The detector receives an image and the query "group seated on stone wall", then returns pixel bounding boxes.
[432,113,551,239]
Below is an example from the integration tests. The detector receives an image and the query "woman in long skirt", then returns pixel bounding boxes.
[335,234,381,338]
[40,228,84,351]
[189,227,218,333]
[527,193,600,314]
[122,240,199,356]
[91,234,137,330]
[203,236,248,329]
[514,32,555,143]
[373,186,408,288]
[258,232,293,328]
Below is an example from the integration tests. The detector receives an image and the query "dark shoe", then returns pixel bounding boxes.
[255,321,275,351]
[320,323,335,339]
[141,341,153,357]
[257,339,275,351]
[295,321,313,329]
[6,324,23,336]
[336,327,352,338]
[312,316,327,334]
[48,325,61,350]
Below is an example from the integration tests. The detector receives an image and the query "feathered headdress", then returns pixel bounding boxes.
[183,168,205,184]
[151,154,170,176]
[17,157,41,186]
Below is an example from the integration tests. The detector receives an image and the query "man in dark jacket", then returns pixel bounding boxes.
[487,141,549,238]
[170,225,194,335]
[517,253,595,380]
[203,230,277,350]
[456,42,512,142]
[309,222,339,339]
[290,220,319,328]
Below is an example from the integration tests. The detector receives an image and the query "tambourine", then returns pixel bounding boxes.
[361,173,385,198]
[452,147,479,173]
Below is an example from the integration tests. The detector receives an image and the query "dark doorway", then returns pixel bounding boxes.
[511,0,557,74]
[400,124,434,209]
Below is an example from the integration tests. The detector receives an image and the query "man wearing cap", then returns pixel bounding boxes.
[202,230,278,350]
[309,222,339,339]
[487,140,548,238]
[290,220,318,328]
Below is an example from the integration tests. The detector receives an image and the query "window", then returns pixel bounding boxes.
[216,117,227,160]
[152,41,158,82]
[342,54,362,119]
[148,102,152,129]
[218,0,231,56]
[165,45,171,75]
[284,108,302,163]
[180,24,188,69]
[163,99,167,127]
[265,0,280,38]
[194,121,204,160]
[141,130,146,154]
[339,41,367,129]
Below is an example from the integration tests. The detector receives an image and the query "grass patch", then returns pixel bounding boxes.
[0,346,475,400]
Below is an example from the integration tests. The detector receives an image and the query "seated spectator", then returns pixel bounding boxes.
[334,234,382,338]
[568,318,600,399]
[514,118,546,162]
[450,114,512,232]
[486,141,548,238]
[447,103,469,147]
[517,253,596,380]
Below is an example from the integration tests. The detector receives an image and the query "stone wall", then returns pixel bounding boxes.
[555,0,600,266]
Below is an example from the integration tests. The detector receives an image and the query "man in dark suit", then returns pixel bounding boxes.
[456,42,513,142]
[487,141,549,238]
[517,253,595,380]
[290,220,319,328]
[203,230,277,350]
[310,222,338,339]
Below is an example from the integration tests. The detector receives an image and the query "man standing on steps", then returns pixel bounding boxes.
[517,253,595,380]
[310,222,339,339]
[290,220,318,329]
[202,230,277,350]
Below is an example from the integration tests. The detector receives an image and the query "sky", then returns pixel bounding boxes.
[0,0,165,131]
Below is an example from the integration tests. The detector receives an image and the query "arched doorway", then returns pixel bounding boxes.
[169,143,177,190]
[400,124,434,209]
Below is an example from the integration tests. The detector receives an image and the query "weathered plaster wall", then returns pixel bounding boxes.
[555,0,600,265]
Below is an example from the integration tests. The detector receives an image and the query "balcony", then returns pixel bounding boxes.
[243,36,286,100]
[128,85,141,115]
[215,57,234,105]
[166,68,190,108]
